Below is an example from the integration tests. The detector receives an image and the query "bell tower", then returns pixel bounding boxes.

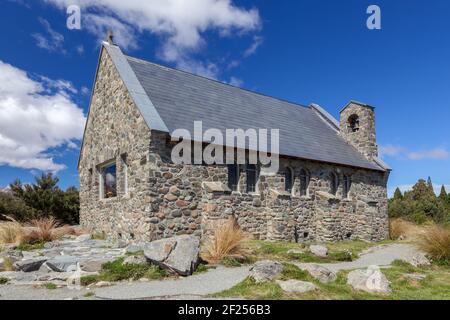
[340,101,378,160]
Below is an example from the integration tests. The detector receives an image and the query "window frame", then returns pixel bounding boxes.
[227,164,240,191]
[299,169,310,197]
[329,172,339,196]
[245,164,258,194]
[285,167,294,193]
[121,154,129,196]
[99,160,118,199]
[343,174,352,199]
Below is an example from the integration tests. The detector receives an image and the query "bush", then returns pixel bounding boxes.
[201,217,249,265]
[417,224,450,263]
[0,193,37,222]
[389,218,422,240]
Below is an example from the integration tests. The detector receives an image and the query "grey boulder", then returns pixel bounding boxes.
[347,265,391,294]
[404,252,431,267]
[309,245,328,258]
[298,264,336,283]
[276,280,317,293]
[123,255,148,266]
[144,235,200,276]
[249,260,284,283]
[46,256,80,272]
[14,258,47,272]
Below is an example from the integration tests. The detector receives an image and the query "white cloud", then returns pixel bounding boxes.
[380,144,450,161]
[32,18,65,53]
[43,0,261,78]
[0,60,86,172]
[243,35,263,57]
[76,45,85,55]
[407,148,450,160]
[228,76,243,87]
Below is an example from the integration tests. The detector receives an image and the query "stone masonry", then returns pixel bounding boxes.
[78,47,390,243]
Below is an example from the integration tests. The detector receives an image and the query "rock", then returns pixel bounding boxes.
[95,281,112,288]
[299,264,336,283]
[276,280,317,293]
[404,252,431,267]
[249,260,284,283]
[126,244,144,254]
[164,194,178,202]
[75,234,92,242]
[309,245,328,258]
[169,186,180,195]
[14,258,47,272]
[0,258,4,271]
[123,255,148,266]
[80,258,115,273]
[402,273,427,281]
[1,249,23,263]
[287,249,304,255]
[347,265,391,294]
[46,256,80,272]
[144,235,200,276]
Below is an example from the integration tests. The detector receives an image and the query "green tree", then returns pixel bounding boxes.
[427,176,434,193]
[393,187,403,200]
[439,185,448,203]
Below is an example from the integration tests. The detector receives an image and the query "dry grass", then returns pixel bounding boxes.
[417,224,450,262]
[1,218,83,246]
[201,217,249,265]
[389,218,424,240]
[0,222,24,245]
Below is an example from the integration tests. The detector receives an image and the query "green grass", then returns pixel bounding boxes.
[247,240,388,264]
[0,277,9,285]
[43,283,57,290]
[80,257,168,285]
[214,259,450,300]
[83,292,95,298]
[16,241,46,252]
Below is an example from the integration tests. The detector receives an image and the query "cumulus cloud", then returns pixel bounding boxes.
[0,60,86,172]
[380,144,450,160]
[43,0,261,78]
[32,18,65,53]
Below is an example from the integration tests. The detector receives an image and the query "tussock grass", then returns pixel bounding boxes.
[201,217,249,265]
[417,224,450,263]
[389,218,423,240]
[0,222,24,245]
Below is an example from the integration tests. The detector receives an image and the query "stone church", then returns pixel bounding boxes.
[78,40,391,243]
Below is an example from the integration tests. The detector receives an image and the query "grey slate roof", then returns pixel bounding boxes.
[107,43,384,171]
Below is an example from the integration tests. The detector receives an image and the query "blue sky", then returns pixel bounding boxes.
[0,0,449,196]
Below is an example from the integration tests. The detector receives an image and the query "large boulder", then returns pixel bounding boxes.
[123,255,148,266]
[298,264,336,283]
[13,258,47,272]
[347,265,391,294]
[309,245,328,258]
[276,280,317,293]
[46,256,80,272]
[144,235,200,276]
[249,260,284,283]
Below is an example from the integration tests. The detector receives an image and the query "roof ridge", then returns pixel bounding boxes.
[126,55,311,111]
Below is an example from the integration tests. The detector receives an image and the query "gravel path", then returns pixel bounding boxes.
[94,266,250,300]
[295,243,421,273]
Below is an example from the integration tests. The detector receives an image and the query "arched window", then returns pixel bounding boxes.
[285,167,293,193]
[343,175,352,199]
[299,169,310,197]
[228,164,239,191]
[246,164,258,193]
[348,114,360,133]
[329,172,338,196]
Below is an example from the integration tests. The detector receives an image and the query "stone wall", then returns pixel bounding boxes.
[79,50,389,243]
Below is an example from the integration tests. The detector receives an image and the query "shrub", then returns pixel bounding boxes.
[0,277,9,285]
[22,217,60,243]
[100,258,166,282]
[0,222,24,244]
[201,217,249,265]
[417,224,450,262]
[0,193,37,222]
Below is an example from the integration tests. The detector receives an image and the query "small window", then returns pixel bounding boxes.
[348,114,360,133]
[285,167,293,193]
[343,175,352,199]
[246,164,258,193]
[100,161,117,199]
[299,169,310,197]
[228,164,240,191]
[121,154,128,195]
[329,172,338,196]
